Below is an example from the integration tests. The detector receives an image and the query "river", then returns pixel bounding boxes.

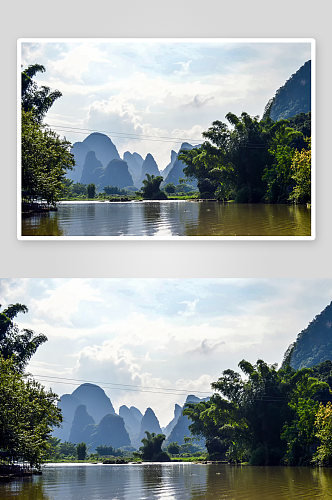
[21,201,311,238]
[1,463,331,499]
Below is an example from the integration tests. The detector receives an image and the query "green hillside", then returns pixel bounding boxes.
[265,60,311,121]
[288,302,332,369]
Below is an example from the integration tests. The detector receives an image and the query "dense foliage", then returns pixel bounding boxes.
[137,432,170,461]
[21,64,62,124]
[0,304,62,468]
[0,357,62,468]
[0,303,47,373]
[76,442,87,460]
[178,112,311,204]
[22,110,74,207]
[141,174,168,200]
[21,65,75,207]
[183,358,332,466]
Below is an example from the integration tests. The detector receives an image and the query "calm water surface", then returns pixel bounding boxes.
[1,463,332,500]
[21,201,311,237]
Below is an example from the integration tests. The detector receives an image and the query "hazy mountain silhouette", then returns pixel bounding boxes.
[67,142,90,182]
[54,393,82,441]
[160,150,177,180]
[139,154,160,186]
[287,301,332,370]
[80,151,104,186]
[99,159,134,189]
[83,414,131,452]
[133,153,144,166]
[82,133,120,167]
[267,60,311,121]
[69,404,95,444]
[134,407,163,448]
[164,143,199,187]
[119,405,141,439]
[163,403,182,438]
[166,395,208,446]
[71,383,116,424]
[123,152,142,185]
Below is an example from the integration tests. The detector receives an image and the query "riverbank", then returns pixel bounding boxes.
[0,465,42,482]
[22,202,57,217]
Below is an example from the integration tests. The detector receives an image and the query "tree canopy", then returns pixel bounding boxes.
[21,65,75,207]
[183,358,331,466]
[178,111,311,204]
[0,356,62,468]
[137,431,170,461]
[21,64,62,124]
[0,303,62,468]
[0,303,47,373]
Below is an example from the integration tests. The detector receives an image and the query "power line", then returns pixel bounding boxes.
[45,124,275,149]
[45,123,203,145]
[29,373,213,397]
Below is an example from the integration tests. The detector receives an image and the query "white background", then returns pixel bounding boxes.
[2,0,331,278]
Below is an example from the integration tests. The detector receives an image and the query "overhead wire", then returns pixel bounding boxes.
[44,123,273,148]
[29,373,213,397]
[45,123,203,144]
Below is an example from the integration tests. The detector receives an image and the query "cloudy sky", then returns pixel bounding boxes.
[20,39,312,169]
[1,278,330,426]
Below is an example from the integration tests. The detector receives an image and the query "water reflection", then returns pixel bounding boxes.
[1,464,332,500]
[21,201,311,237]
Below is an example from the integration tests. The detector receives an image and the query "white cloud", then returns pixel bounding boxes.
[50,43,110,83]
[174,60,192,76]
[2,278,331,426]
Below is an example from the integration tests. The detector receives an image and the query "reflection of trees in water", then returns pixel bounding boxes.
[1,478,51,500]
[203,464,332,499]
[141,463,209,499]
[21,213,66,236]
[184,202,311,237]
[141,463,164,490]
[21,202,311,237]
[142,203,162,236]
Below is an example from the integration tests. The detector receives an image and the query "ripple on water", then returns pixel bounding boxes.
[21,202,311,237]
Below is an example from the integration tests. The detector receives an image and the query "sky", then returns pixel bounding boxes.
[20,39,312,169]
[1,278,331,427]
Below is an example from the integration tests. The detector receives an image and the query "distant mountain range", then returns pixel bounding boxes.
[53,382,208,451]
[67,132,199,191]
[66,60,311,190]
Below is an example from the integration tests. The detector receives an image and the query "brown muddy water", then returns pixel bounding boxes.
[1,463,331,499]
[21,201,311,237]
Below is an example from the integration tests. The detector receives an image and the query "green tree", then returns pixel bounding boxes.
[21,64,62,124]
[313,402,332,466]
[163,183,176,194]
[0,356,62,468]
[289,138,311,204]
[22,110,75,206]
[263,121,302,203]
[179,141,234,199]
[46,436,61,460]
[87,183,96,199]
[103,185,126,195]
[58,441,77,457]
[0,303,47,373]
[138,432,170,461]
[281,370,328,465]
[77,442,87,460]
[96,445,119,456]
[167,442,180,454]
[179,112,306,203]
[141,174,167,200]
